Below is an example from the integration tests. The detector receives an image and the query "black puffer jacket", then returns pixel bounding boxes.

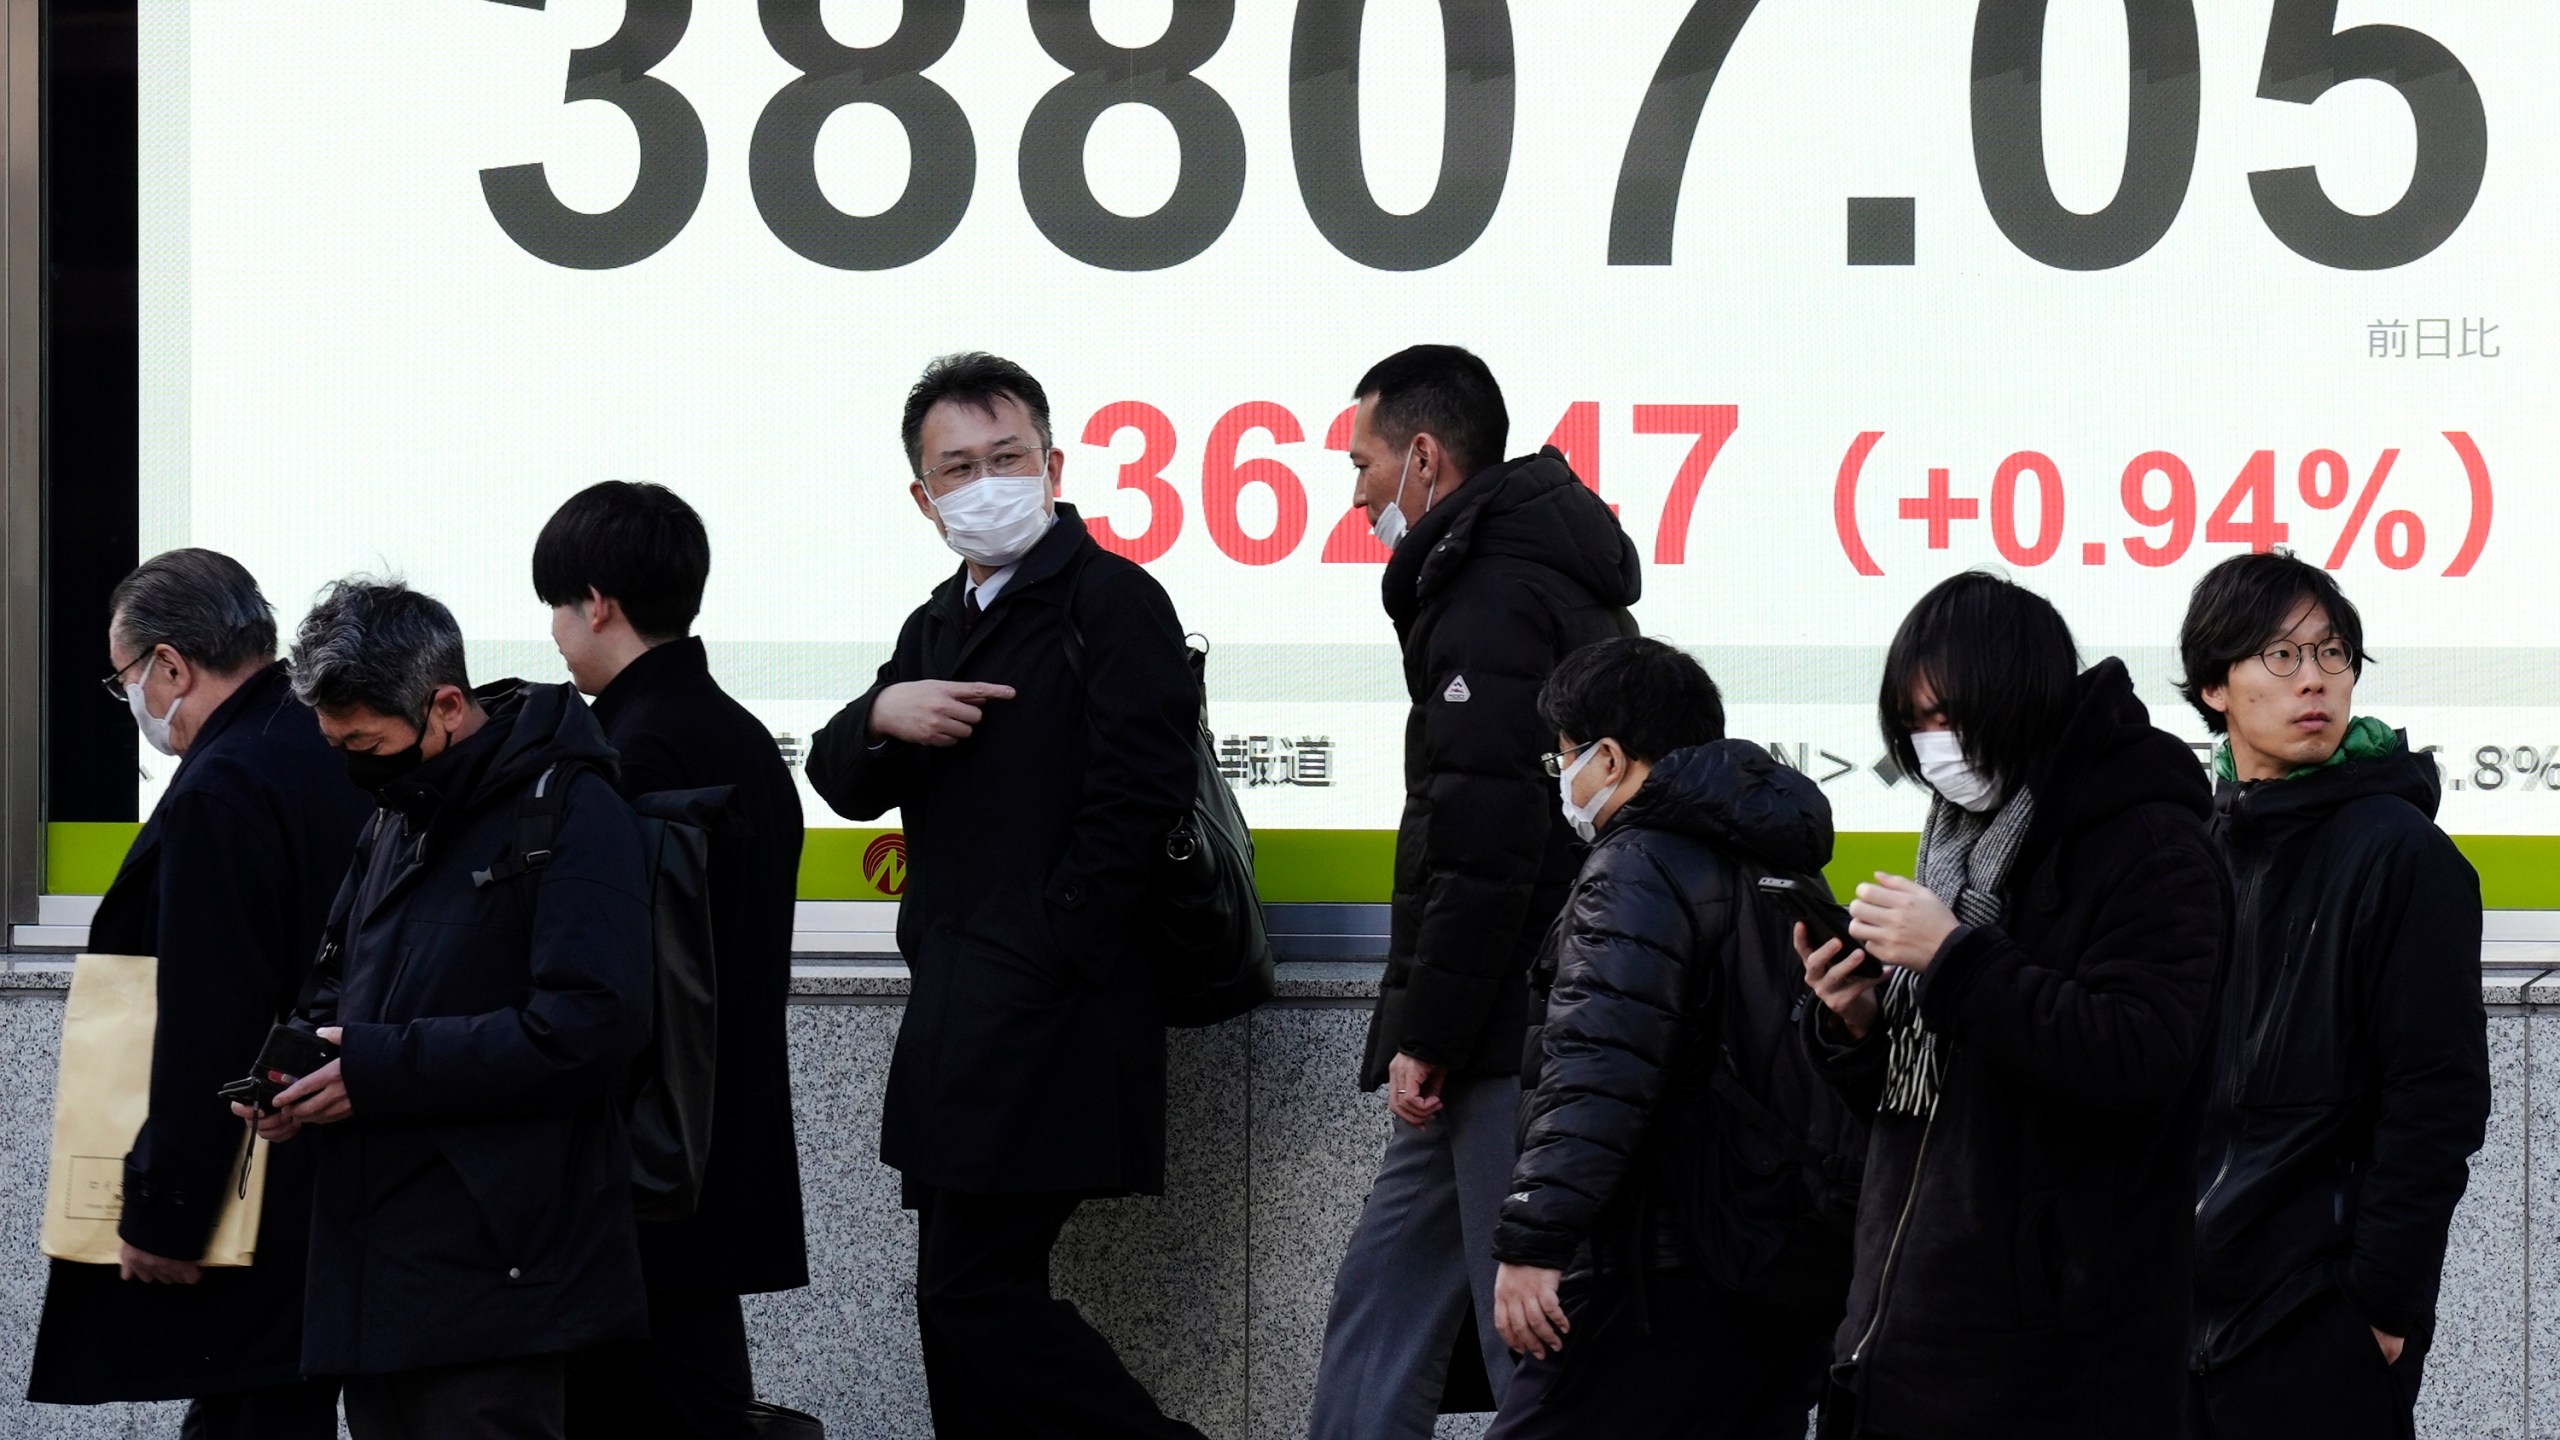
[304,681,653,1376]
[2192,733,2488,1370]
[1812,660,2225,1439]
[1362,446,1641,1090]
[1494,740,1833,1270]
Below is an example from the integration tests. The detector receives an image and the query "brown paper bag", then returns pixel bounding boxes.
[41,953,266,1267]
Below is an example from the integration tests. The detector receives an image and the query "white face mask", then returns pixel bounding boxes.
[930,469,1053,568]
[126,662,182,758]
[1557,743,1618,842]
[1912,729,2000,813]
[1371,444,1426,551]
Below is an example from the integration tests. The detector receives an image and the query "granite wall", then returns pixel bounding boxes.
[0,964,2549,1440]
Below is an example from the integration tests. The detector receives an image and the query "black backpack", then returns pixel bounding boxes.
[1059,569,1276,1028]
[1662,863,1868,1318]
[476,762,734,1223]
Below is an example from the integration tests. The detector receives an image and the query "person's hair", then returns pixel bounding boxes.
[531,481,711,641]
[107,548,278,674]
[901,352,1052,474]
[1353,344,1508,478]
[1538,636,1726,764]
[2175,550,2370,735]
[1879,571,2080,798]
[289,577,471,721]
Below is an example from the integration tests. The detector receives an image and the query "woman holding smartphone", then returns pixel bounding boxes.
[1797,572,2224,1440]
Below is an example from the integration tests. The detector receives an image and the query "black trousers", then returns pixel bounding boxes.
[565,1290,757,1440]
[178,1377,340,1440]
[912,1187,1204,1440]
[1484,1269,1831,1440]
[343,1353,568,1440]
[2186,1291,2427,1440]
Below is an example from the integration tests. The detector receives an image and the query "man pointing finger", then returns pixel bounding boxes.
[807,352,1204,1438]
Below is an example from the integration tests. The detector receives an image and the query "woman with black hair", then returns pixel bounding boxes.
[1796,571,2226,1440]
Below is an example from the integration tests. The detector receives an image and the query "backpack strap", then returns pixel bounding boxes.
[472,760,581,888]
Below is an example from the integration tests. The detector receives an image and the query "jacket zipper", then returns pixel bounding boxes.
[1849,1104,1939,1366]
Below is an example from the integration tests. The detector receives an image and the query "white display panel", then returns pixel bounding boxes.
[137,1,2558,838]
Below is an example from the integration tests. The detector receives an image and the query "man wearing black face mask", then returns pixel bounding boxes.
[238,578,653,1440]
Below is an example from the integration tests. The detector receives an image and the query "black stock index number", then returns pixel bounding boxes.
[479,0,2488,275]
[479,0,706,270]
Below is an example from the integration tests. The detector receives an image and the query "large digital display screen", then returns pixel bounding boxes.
[135,1,2557,875]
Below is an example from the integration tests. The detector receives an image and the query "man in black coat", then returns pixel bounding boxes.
[1311,345,1641,1437]
[806,353,1203,1438]
[241,579,654,1440]
[536,481,810,1440]
[29,550,370,1440]
[1800,576,2223,1439]
[1485,639,1841,1440]
[2177,554,2490,1439]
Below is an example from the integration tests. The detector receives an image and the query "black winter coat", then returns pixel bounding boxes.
[806,508,1196,1197]
[1363,447,1641,1091]
[301,682,654,1376]
[28,664,372,1403]
[1811,660,2224,1439]
[2192,736,2488,1369]
[1494,741,1834,1271]
[591,637,810,1296]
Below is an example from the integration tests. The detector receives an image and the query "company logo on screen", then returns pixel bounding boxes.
[861,833,908,898]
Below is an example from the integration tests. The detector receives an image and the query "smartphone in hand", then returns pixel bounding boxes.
[1757,875,1885,981]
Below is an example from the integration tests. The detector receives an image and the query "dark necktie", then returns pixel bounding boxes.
[961,590,983,634]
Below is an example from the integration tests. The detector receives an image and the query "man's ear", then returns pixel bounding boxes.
[584,587,619,635]
[911,479,940,526]
[2200,679,2232,718]
[1046,444,1065,498]
[157,643,199,696]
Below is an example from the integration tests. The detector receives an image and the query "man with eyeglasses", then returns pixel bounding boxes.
[2176,551,2490,1440]
[807,352,1205,1437]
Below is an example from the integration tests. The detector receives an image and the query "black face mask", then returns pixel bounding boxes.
[343,718,432,795]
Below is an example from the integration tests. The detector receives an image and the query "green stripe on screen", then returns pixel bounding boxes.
[35,821,2560,909]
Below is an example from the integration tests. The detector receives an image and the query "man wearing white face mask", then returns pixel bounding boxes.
[1312,345,1641,1439]
[30,549,371,1439]
[807,352,1205,1438]
[1793,571,2224,1440]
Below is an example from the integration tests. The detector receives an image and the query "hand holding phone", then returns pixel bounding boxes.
[1757,875,1882,981]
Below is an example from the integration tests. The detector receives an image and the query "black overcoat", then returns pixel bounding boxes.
[300,681,654,1376]
[1811,660,2227,1439]
[2192,736,2489,1367]
[1363,447,1641,1090]
[28,663,372,1403]
[807,507,1196,1197]
[590,636,810,1296]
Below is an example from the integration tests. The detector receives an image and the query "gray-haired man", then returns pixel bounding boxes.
[29,549,371,1440]
[235,578,654,1440]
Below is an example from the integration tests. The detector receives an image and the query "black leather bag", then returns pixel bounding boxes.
[746,1400,824,1438]
[478,765,735,1222]
[1059,577,1276,1029]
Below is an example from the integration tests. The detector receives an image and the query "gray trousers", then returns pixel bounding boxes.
[1307,1072,1521,1440]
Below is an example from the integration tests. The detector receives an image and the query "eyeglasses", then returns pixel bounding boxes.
[2258,638,2356,678]
[1541,741,1597,778]
[919,446,1048,492]
[100,651,154,703]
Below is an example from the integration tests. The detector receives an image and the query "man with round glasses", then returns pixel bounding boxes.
[2175,551,2490,1439]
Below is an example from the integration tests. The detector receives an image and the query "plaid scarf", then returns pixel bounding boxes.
[1875,786,2036,1118]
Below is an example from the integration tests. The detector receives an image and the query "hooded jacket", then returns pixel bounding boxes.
[302,680,654,1376]
[2192,732,2488,1370]
[1494,740,1834,1271]
[1811,660,2225,1439]
[1363,447,1642,1091]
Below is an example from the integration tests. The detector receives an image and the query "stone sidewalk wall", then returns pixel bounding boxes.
[0,964,2549,1439]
